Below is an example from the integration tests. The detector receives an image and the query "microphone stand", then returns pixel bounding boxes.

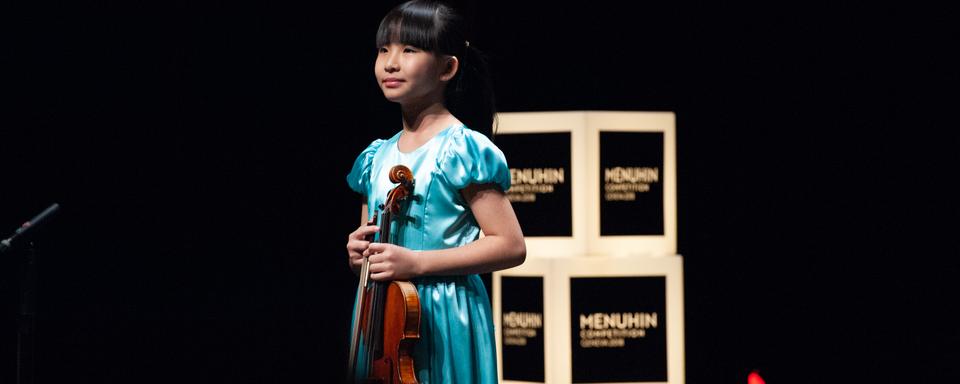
[2,203,59,384]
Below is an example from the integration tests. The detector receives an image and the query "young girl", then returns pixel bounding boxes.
[345,1,525,383]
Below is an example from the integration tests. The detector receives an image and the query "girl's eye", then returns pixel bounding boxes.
[378,47,388,53]
[403,47,418,53]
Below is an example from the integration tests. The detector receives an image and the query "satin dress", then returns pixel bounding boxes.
[346,123,510,384]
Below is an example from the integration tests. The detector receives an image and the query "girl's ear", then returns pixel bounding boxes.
[440,56,460,82]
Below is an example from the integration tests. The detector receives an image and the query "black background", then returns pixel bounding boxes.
[4,1,957,383]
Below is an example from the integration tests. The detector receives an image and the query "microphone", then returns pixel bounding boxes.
[0,203,60,253]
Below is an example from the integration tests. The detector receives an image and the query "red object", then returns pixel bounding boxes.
[748,370,766,384]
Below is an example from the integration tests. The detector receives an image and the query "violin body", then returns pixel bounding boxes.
[366,281,420,383]
[349,165,421,384]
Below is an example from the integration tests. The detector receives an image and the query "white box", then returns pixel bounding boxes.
[494,255,685,384]
[496,111,677,257]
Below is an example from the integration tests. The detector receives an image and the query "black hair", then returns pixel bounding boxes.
[376,0,497,138]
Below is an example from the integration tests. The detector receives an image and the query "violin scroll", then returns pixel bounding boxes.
[388,165,413,185]
[384,165,415,214]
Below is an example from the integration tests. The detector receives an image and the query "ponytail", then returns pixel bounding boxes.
[448,42,497,139]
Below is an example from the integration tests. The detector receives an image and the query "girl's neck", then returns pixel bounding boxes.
[400,100,455,136]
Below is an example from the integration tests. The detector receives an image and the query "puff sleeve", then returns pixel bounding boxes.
[437,126,511,192]
[345,139,385,195]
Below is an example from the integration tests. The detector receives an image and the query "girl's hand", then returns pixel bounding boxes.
[346,224,379,275]
[364,243,422,281]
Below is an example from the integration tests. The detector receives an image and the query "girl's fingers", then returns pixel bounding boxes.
[352,225,379,239]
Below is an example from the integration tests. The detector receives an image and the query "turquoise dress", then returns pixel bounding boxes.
[346,123,510,384]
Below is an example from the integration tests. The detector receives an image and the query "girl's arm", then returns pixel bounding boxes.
[364,183,526,280]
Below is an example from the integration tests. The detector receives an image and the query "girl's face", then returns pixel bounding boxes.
[375,42,456,105]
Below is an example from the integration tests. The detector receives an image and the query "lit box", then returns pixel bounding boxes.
[494,111,677,257]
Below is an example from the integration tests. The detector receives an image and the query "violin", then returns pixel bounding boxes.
[348,165,421,384]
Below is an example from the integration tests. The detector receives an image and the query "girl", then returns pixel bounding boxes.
[345,1,525,383]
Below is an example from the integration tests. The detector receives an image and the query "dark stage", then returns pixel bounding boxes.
[4,1,957,383]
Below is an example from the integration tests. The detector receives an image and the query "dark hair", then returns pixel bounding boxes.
[376,0,497,138]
